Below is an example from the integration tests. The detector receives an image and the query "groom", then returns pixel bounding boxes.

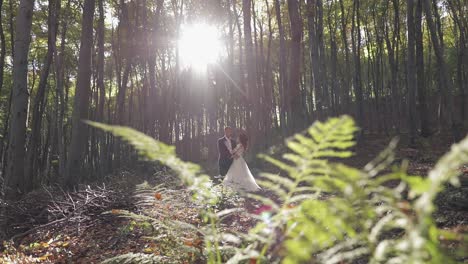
[217,127,237,179]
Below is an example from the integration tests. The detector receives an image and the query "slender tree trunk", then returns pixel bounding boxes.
[274,0,288,131]
[25,0,59,191]
[339,0,350,112]
[0,0,6,97]
[415,0,430,137]
[96,0,106,175]
[351,0,364,129]
[65,0,95,188]
[423,0,454,135]
[307,0,320,117]
[54,0,70,180]
[4,0,35,199]
[317,0,328,116]
[407,0,417,143]
[287,0,304,131]
[243,0,257,129]
[0,0,7,170]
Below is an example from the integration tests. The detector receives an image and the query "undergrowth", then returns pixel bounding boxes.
[88,116,468,264]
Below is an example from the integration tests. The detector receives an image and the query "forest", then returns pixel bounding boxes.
[0,0,467,263]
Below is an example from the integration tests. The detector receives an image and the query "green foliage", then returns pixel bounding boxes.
[101,253,168,264]
[91,116,468,264]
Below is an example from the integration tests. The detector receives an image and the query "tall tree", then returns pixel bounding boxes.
[0,0,6,97]
[351,0,364,128]
[274,0,288,131]
[65,0,95,188]
[25,0,59,190]
[243,0,256,121]
[54,0,71,179]
[4,0,35,199]
[287,0,304,131]
[415,0,430,137]
[423,0,454,134]
[407,0,417,142]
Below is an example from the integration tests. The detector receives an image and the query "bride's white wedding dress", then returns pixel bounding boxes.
[223,144,261,192]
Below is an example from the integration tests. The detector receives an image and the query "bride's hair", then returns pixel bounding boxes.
[239,132,249,151]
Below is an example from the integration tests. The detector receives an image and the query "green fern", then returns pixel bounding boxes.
[90,116,468,264]
[100,253,168,264]
[233,116,467,264]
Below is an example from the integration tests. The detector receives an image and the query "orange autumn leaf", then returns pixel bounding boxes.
[154,193,162,200]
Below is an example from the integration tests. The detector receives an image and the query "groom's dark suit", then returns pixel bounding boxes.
[218,136,237,176]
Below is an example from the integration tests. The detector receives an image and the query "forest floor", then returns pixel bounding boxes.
[1,134,468,263]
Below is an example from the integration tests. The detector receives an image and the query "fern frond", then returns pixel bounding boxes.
[259,173,295,191]
[100,253,167,264]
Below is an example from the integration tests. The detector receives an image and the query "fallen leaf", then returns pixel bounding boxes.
[155,193,162,200]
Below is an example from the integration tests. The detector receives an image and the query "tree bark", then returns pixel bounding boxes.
[287,0,304,131]
[243,0,260,149]
[0,0,6,97]
[274,0,288,131]
[407,0,417,143]
[65,0,95,188]
[423,0,454,134]
[4,0,35,199]
[25,0,59,191]
[415,0,430,137]
[351,0,364,128]
[54,0,70,180]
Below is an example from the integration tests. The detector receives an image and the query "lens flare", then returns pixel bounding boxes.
[177,23,223,72]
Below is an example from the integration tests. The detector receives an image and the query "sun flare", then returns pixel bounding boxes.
[177,23,223,71]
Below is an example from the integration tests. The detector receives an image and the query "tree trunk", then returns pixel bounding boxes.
[65,0,95,188]
[4,0,35,199]
[415,0,430,137]
[287,0,304,131]
[25,0,59,191]
[339,0,351,112]
[0,0,6,97]
[307,0,320,117]
[407,0,417,143]
[351,0,364,129]
[54,0,70,180]
[274,0,288,131]
[96,0,106,175]
[423,0,454,134]
[243,0,259,148]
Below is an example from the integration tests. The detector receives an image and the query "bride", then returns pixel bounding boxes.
[223,131,261,192]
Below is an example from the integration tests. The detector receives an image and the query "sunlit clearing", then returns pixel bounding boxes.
[178,23,223,72]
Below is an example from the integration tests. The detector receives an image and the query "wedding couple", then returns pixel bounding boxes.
[218,127,261,192]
